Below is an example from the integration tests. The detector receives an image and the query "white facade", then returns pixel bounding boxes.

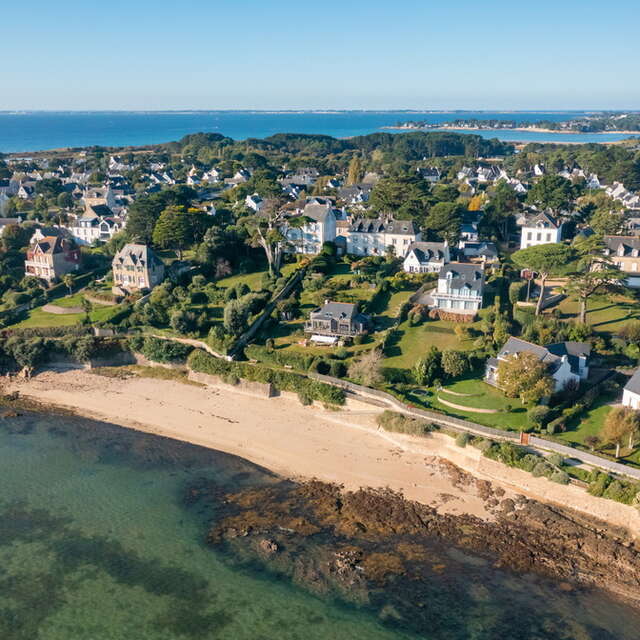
[623,370,640,409]
[285,202,337,254]
[403,241,449,273]
[520,213,563,249]
[431,263,484,315]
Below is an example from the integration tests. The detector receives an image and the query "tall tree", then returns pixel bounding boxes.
[152,206,194,259]
[512,243,574,315]
[567,235,625,323]
[496,352,555,406]
[346,156,362,186]
[601,407,640,457]
[424,202,464,245]
[526,175,579,211]
[242,200,292,276]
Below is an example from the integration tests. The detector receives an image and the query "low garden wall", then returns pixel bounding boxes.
[188,370,276,398]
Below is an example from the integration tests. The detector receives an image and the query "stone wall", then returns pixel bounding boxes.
[188,370,276,398]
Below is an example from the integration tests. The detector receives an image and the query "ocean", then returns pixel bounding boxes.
[2,410,640,639]
[0,111,636,153]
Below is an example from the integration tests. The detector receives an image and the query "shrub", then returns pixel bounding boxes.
[298,390,314,406]
[550,470,570,485]
[455,432,470,448]
[188,350,345,405]
[131,337,193,363]
[376,410,433,436]
[532,462,551,478]
[588,472,612,497]
[527,405,551,430]
[547,453,564,468]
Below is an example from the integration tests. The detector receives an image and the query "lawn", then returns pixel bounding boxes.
[429,377,529,431]
[216,263,298,291]
[12,302,124,328]
[383,319,475,370]
[553,293,640,335]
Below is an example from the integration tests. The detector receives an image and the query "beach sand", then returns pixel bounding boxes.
[6,369,640,532]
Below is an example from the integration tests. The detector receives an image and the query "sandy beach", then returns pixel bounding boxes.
[6,368,640,532]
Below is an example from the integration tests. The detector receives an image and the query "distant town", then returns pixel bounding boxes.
[390,111,640,134]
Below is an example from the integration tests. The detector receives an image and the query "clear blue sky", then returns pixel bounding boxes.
[3,0,639,110]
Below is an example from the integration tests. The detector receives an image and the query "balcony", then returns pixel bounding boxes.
[304,322,362,337]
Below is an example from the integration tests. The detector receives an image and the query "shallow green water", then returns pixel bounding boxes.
[1,412,640,639]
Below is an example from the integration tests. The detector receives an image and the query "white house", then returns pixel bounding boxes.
[346,218,420,257]
[485,338,591,392]
[245,193,264,212]
[623,369,640,410]
[520,211,563,249]
[431,262,484,316]
[202,168,222,183]
[285,200,337,254]
[417,167,441,183]
[403,241,450,273]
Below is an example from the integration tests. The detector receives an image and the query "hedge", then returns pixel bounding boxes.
[244,344,315,371]
[129,336,193,364]
[188,349,345,406]
[481,440,640,504]
[0,326,93,339]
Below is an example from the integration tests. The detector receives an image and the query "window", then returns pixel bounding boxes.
[546,233,552,242]
[536,232,542,241]
[527,232,532,240]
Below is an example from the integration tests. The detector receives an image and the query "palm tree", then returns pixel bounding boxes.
[62,273,75,296]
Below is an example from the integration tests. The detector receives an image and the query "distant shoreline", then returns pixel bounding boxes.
[383,124,640,136]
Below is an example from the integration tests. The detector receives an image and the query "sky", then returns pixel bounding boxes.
[2,0,639,111]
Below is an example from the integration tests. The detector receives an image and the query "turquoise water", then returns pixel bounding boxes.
[0,111,636,152]
[2,411,640,639]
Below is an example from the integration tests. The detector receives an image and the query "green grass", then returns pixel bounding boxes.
[553,293,640,335]
[11,303,124,328]
[48,293,85,308]
[430,377,528,431]
[216,263,298,291]
[383,319,475,370]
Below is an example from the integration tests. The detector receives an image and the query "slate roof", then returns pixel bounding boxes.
[438,263,484,293]
[311,301,358,321]
[302,202,335,223]
[604,235,640,256]
[113,244,163,269]
[349,218,417,235]
[496,337,589,376]
[523,210,561,229]
[625,369,640,395]
[406,241,447,264]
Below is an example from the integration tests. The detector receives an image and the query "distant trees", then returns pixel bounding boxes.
[424,202,464,245]
[369,175,430,220]
[127,187,196,244]
[526,175,581,210]
[496,352,554,405]
[152,206,196,259]
[512,243,574,315]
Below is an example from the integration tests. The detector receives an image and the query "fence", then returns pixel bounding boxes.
[309,371,640,480]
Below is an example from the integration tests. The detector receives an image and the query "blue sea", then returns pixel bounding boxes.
[0,111,637,152]
[2,410,640,639]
